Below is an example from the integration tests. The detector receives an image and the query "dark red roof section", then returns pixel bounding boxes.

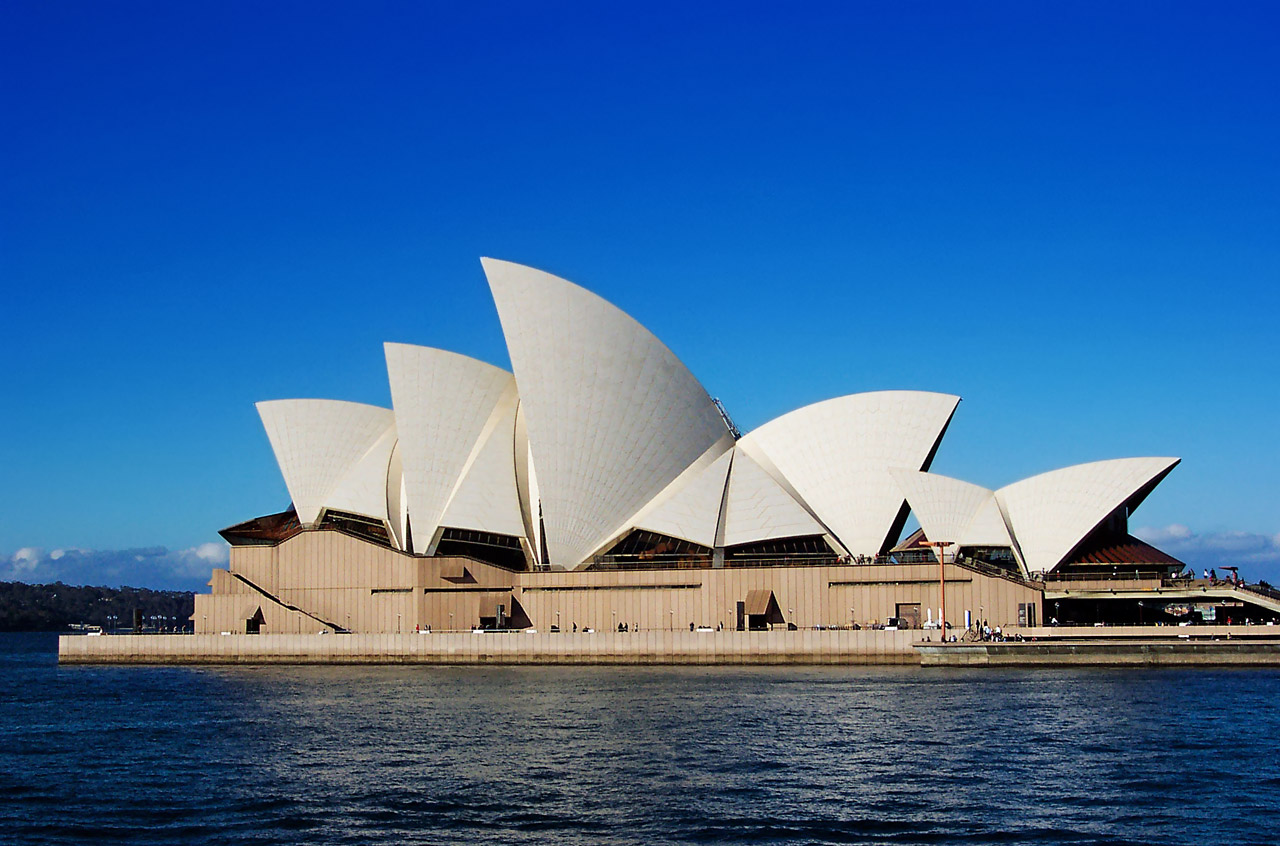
[219,508,303,546]
[1066,533,1183,567]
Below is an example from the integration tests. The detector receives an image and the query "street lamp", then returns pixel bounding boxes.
[449,612,454,631]
[669,609,674,631]
[924,541,953,636]
[555,610,561,631]
[396,613,402,634]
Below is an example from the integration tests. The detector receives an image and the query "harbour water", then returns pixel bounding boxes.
[4,632,1278,845]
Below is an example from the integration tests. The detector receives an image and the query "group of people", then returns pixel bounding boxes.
[976,621,1006,642]
[1200,568,1246,586]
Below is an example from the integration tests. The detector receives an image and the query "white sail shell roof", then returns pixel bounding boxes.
[966,495,1016,548]
[384,343,516,553]
[438,381,526,538]
[256,399,396,525]
[325,423,397,523]
[722,449,827,547]
[889,470,1013,554]
[483,258,732,567]
[632,445,735,548]
[739,391,959,556]
[995,457,1180,574]
[385,441,407,549]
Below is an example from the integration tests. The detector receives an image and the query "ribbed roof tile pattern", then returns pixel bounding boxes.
[482,258,732,566]
[740,391,959,556]
[325,423,398,523]
[889,470,1004,551]
[965,496,1016,548]
[995,457,1180,574]
[633,444,735,548]
[722,449,826,547]
[256,399,396,525]
[384,343,515,553]
[438,381,526,538]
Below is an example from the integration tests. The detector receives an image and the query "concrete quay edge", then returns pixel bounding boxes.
[57,630,920,666]
[917,637,1280,667]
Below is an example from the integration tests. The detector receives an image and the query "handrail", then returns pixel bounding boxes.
[949,556,1039,588]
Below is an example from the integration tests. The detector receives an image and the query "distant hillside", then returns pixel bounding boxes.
[0,581,195,632]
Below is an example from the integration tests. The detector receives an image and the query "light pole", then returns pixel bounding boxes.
[449,611,454,631]
[396,613,402,634]
[612,609,617,632]
[555,610,561,631]
[924,541,953,636]
[669,609,674,631]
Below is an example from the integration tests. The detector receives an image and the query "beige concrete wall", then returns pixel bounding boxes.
[193,584,324,635]
[206,531,1041,637]
[514,563,1036,633]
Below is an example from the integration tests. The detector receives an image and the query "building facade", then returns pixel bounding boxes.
[195,259,1275,636]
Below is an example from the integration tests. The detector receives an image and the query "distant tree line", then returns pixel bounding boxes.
[0,581,195,632]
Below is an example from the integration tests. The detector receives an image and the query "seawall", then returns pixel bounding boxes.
[918,627,1280,667]
[59,626,1280,666]
[58,629,920,665]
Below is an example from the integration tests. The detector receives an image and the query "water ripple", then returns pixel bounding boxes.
[3,634,1278,846]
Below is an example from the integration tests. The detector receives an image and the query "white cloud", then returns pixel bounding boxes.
[10,548,42,574]
[187,542,230,564]
[1,543,228,592]
[1137,524,1192,543]
[1134,524,1280,582]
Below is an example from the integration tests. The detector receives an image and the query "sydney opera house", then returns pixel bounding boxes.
[193,260,1276,637]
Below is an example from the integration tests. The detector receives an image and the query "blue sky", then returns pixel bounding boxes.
[3,1,1277,591]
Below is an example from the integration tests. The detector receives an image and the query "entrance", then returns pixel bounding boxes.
[745,590,785,630]
[895,602,921,629]
[245,607,264,634]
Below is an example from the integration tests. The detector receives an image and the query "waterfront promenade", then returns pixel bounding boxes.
[58,625,1280,666]
[58,628,920,665]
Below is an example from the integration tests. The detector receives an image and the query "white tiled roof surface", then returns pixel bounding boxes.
[384,342,515,553]
[995,457,1180,574]
[256,399,396,525]
[965,494,1016,548]
[889,469,1000,551]
[439,380,527,538]
[482,258,732,567]
[385,441,407,549]
[633,442,735,548]
[722,448,826,547]
[890,465,1008,550]
[325,423,398,523]
[247,259,1184,578]
[740,391,960,556]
